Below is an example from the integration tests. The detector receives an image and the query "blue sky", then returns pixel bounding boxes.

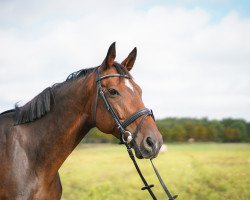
[138,0,250,16]
[0,0,250,120]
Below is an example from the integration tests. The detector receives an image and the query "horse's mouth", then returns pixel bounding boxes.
[131,141,143,159]
[130,140,159,159]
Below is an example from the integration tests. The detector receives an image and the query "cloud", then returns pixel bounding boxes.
[0,1,250,120]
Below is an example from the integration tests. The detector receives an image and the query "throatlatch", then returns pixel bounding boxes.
[94,67,178,200]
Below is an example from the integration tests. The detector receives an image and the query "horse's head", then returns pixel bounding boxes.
[95,43,163,159]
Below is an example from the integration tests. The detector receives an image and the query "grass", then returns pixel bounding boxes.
[59,143,250,200]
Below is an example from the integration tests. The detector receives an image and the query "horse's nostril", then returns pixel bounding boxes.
[146,137,154,147]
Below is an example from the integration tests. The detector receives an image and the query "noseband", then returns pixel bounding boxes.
[92,67,178,200]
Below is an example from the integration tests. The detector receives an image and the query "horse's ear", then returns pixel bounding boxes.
[101,42,116,69]
[121,47,137,71]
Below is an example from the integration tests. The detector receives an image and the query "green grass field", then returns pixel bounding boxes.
[59,143,250,200]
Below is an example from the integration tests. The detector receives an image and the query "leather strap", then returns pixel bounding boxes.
[150,160,178,200]
[125,143,157,200]
[122,108,154,128]
[97,74,130,81]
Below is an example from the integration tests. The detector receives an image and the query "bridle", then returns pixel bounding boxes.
[94,68,154,143]
[92,67,178,200]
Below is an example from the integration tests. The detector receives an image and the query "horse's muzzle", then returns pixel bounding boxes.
[132,134,163,159]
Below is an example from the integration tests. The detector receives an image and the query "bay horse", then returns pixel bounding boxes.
[0,43,163,200]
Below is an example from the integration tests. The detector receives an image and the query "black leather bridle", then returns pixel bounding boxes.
[93,67,178,200]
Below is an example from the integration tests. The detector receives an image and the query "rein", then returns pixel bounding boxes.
[93,68,178,200]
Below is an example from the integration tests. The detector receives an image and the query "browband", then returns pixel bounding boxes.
[97,74,130,82]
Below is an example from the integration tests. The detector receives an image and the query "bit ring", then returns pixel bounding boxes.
[122,131,133,143]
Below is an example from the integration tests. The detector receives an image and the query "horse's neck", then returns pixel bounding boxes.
[33,74,95,178]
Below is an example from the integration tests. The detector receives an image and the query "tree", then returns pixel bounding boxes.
[221,118,247,142]
[171,124,187,142]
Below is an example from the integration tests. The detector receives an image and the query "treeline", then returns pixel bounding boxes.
[157,118,250,142]
[83,118,250,143]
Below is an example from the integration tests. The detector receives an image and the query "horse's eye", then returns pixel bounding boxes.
[108,88,120,97]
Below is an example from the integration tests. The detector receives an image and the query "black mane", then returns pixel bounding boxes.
[14,67,97,125]
[65,67,96,82]
[14,87,54,125]
[1,64,130,125]
[113,62,131,78]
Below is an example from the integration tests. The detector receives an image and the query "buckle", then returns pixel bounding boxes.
[141,184,154,190]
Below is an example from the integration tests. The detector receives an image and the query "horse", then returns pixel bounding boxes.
[0,42,163,200]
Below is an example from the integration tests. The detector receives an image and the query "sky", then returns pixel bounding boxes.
[0,0,250,120]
